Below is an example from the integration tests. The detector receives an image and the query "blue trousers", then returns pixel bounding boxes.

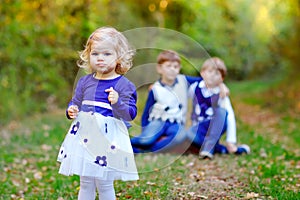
[187,108,228,154]
[130,120,186,153]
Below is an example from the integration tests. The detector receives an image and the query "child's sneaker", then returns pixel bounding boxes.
[235,144,250,155]
[199,151,214,159]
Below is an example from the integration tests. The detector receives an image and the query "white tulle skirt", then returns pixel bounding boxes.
[57,111,139,181]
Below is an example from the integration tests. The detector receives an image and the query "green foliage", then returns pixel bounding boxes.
[179,0,295,80]
[0,1,80,124]
[0,0,299,124]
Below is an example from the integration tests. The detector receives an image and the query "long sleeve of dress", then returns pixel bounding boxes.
[66,78,84,119]
[111,81,137,121]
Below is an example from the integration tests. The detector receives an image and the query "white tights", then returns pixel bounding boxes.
[78,176,116,200]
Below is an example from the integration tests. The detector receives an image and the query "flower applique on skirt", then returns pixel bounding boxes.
[57,111,139,181]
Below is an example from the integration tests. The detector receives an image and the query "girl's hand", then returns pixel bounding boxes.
[67,105,79,119]
[219,83,230,98]
[105,87,119,105]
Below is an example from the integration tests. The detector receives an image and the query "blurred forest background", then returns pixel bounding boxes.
[0,0,299,125]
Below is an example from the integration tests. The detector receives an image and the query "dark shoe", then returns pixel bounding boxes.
[235,144,250,155]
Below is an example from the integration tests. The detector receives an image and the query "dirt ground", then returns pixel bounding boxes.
[171,101,297,200]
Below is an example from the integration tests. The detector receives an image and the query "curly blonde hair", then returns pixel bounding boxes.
[77,27,135,75]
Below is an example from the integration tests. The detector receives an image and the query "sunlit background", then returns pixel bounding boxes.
[0,0,299,124]
[1,1,300,199]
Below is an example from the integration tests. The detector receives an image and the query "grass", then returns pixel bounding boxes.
[1,78,300,199]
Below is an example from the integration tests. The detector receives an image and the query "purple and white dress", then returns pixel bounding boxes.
[57,74,139,181]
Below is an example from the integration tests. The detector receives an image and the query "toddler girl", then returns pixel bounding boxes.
[57,27,138,199]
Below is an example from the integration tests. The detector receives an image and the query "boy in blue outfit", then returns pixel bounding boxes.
[130,50,228,153]
[187,57,250,159]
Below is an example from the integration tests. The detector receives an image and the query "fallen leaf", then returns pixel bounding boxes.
[143,191,153,196]
[186,162,194,167]
[25,177,30,183]
[187,191,195,196]
[12,179,21,187]
[41,144,52,151]
[34,171,42,180]
[146,181,156,186]
[22,159,28,165]
[246,192,259,199]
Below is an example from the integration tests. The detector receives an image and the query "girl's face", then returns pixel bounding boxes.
[200,67,223,88]
[90,40,118,79]
[157,61,181,86]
